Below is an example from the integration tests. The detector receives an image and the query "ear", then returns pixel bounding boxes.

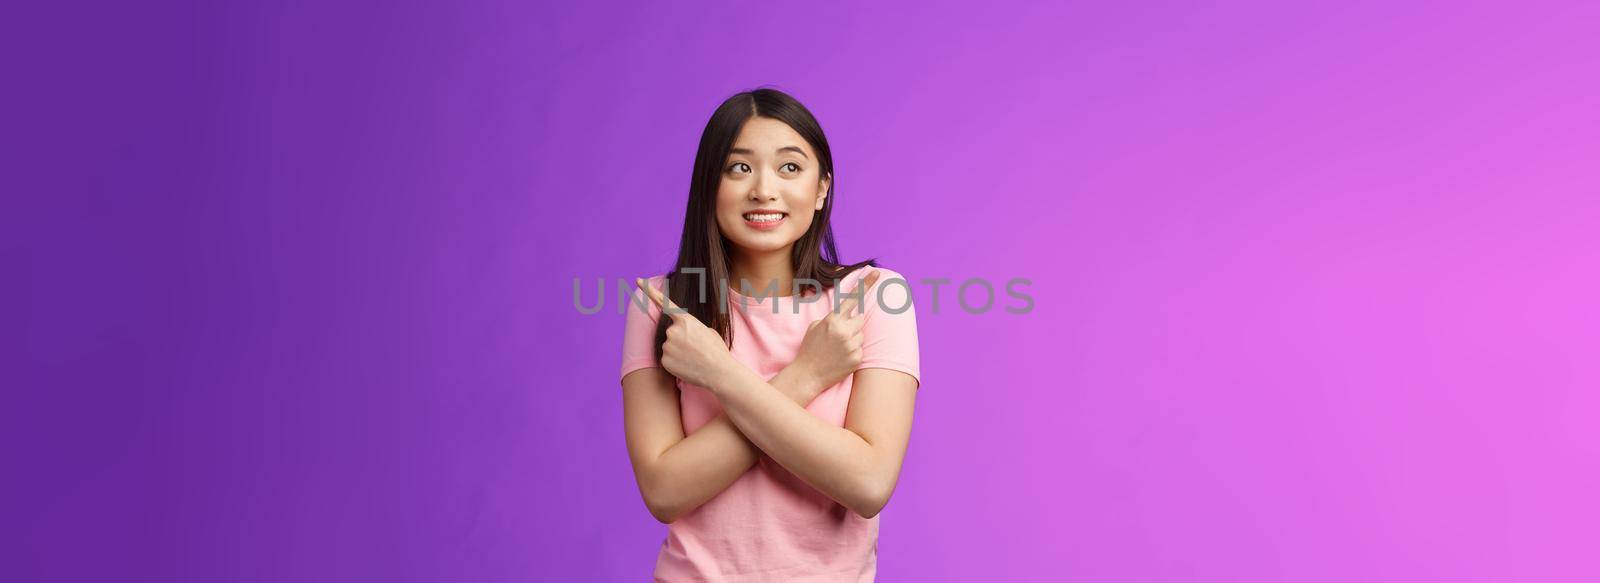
[815,173,830,211]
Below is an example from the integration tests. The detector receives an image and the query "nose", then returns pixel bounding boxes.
[748,172,778,202]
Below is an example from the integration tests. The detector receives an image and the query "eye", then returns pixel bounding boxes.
[781,162,801,173]
[727,162,750,174]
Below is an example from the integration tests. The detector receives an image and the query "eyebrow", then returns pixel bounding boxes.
[729,146,809,160]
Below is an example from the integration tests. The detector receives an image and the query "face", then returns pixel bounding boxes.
[715,116,829,256]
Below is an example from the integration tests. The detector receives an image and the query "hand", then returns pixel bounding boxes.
[790,269,882,394]
[637,277,742,390]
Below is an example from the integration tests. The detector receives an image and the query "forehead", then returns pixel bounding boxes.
[731,117,811,156]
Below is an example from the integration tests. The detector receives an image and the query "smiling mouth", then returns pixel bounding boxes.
[741,211,787,231]
[742,212,787,224]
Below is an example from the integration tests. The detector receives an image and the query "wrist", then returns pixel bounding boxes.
[707,355,756,397]
[784,359,823,400]
[767,366,803,404]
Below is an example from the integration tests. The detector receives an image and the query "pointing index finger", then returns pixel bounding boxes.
[635,277,687,319]
[838,268,881,317]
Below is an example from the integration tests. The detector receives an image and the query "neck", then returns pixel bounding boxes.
[729,247,797,297]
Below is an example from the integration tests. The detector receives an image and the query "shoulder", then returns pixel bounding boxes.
[869,266,909,285]
[840,265,908,287]
[852,265,911,294]
[845,265,914,315]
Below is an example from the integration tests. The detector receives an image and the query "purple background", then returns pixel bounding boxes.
[8,1,1599,581]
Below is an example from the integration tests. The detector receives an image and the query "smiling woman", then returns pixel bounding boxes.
[619,88,921,582]
[724,140,816,232]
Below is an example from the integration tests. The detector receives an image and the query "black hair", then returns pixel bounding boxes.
[654,87,875,363]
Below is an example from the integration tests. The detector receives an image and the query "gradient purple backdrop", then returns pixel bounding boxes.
[7,1,1599,581]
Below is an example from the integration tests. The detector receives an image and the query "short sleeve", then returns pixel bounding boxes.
[856,267,921,388]
[620,275,666,381]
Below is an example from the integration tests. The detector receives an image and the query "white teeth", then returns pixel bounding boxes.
[744,213,784,223]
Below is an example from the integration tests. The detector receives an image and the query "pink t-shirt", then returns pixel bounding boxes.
[620,266,920,583]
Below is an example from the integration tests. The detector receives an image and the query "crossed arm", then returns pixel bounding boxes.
[622,361,917,523]
[622,272,918,523]
[621,363,826,523]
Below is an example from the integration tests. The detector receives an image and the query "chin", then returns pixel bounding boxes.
[727,232,797,253]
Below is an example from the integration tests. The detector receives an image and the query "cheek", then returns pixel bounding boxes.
[787,207,817,234]
[714,190,741,225]
[788,189,819,214]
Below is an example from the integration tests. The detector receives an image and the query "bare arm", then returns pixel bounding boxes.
[625,272,903,521]
[622,363,828,523]
[710,366,918,519]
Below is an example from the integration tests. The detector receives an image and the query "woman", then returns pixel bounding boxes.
[619,88,921,582]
